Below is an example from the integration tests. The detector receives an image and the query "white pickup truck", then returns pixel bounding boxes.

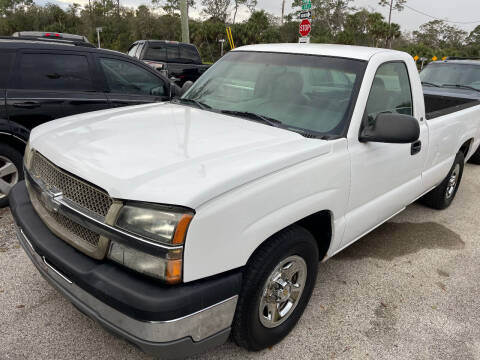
[9,44,480,359]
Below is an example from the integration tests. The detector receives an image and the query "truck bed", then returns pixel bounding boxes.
[424,90,480,120]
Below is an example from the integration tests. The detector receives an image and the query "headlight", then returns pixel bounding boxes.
[108,203,193,283]
[108,241,183,283]
[115,204,193,245]
[24,142,33,169]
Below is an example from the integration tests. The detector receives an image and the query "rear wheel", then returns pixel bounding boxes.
[232,225,318,351]
[421,152,464,210]
[0,144,23,208]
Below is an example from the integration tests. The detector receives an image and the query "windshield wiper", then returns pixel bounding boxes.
[441,84,480,92]
[220,110,282,127]
[176,98,212,110]
[421,81,441,87]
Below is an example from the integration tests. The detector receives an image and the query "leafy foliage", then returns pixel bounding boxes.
[0,0,478,64]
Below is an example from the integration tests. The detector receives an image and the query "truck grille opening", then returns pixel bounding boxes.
[30,152,112,218]
[27,151,113,257]
[30,188,101,248]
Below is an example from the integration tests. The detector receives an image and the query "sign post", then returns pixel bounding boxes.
[96,27,102,48]
[299,18,311,43]
[299,0,312,43]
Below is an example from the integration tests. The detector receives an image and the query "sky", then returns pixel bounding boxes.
[39,0,480,34]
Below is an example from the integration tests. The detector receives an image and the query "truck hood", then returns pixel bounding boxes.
[30,103,331,208]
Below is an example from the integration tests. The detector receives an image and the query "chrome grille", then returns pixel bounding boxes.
[30,186,100,248]
[30,152,112,218]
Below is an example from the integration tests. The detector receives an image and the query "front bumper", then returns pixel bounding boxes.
[9,182,241,359]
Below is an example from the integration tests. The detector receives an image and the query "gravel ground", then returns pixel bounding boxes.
[1,165,480,360]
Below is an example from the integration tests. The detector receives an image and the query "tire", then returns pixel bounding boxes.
[0,144,24,208]
[468,147,480,165]
[421,152,464,210]
[232,225,319,351]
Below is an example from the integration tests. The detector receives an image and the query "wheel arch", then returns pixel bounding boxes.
[246,209,334,265]
[459,138,474,161]
[0,132,28,154]
[0,119,29,155]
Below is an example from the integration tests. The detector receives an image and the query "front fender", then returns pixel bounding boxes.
[183,139,350,282]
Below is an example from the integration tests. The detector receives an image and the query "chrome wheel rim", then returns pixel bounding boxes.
[446,164,460,199]
[0,156,19,200]
[259,255,307,328]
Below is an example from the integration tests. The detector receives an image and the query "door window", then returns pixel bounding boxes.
[100,58,166,96]
[128,44,139,57]
[0,52,14,88]
[135,43,145,58]
[366,62,413,121]
[17,53,93,91]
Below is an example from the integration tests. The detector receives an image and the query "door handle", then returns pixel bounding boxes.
[12,101,40,109]
[411,140,422,155]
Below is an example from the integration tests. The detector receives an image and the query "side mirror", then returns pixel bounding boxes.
[169,83,183,99]
[359,113,420,144]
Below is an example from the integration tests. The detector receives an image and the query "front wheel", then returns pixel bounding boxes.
[421,152,464,210]
[0,144,24,208]
[232,225,318,351]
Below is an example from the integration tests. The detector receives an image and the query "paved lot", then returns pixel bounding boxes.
[1,164,480,360]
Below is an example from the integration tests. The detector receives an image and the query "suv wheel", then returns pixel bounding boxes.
[0,144,24,207]
[232,225,318,351]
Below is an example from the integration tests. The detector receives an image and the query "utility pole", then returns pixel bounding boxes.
[387,0,393,48]
[180,0,189,43]
[281,0,285,24]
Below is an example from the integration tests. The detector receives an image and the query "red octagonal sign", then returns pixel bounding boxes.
[299,19,311,37]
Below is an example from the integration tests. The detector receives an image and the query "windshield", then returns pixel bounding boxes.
[181,51,366,137]
[420,63,480,90]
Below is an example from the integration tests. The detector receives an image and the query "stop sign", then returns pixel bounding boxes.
[299,19,311,37]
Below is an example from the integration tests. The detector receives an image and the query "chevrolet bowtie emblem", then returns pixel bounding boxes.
[40,187,63,213]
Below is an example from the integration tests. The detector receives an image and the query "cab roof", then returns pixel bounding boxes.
[233,43,401,61]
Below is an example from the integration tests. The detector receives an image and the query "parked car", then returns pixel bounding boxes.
[0,37,181,206]
[127,40,210,86]
[420,57,480,163]
[9,44,480,359]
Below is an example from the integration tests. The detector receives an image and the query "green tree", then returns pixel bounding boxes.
[202,0,230,22]
[413,20,467,49]
[232,0,257,24]
[467,25,480,45]
[151,0,194,16]
[378,0,406,47]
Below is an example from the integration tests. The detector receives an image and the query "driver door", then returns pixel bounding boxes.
[342,61,428,247]
[98,56,169,107]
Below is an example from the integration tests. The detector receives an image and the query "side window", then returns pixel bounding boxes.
[179,45,200,63]
[366,62,413,120]
[128,44,138,57]
[135,43,144,59]
[17,53,93,91]
[0,52,14,88]
[100,58,166,96]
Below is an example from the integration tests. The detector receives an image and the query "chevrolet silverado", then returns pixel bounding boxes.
[9,44,480,359]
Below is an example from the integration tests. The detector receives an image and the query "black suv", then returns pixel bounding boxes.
[0,37,180,206]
